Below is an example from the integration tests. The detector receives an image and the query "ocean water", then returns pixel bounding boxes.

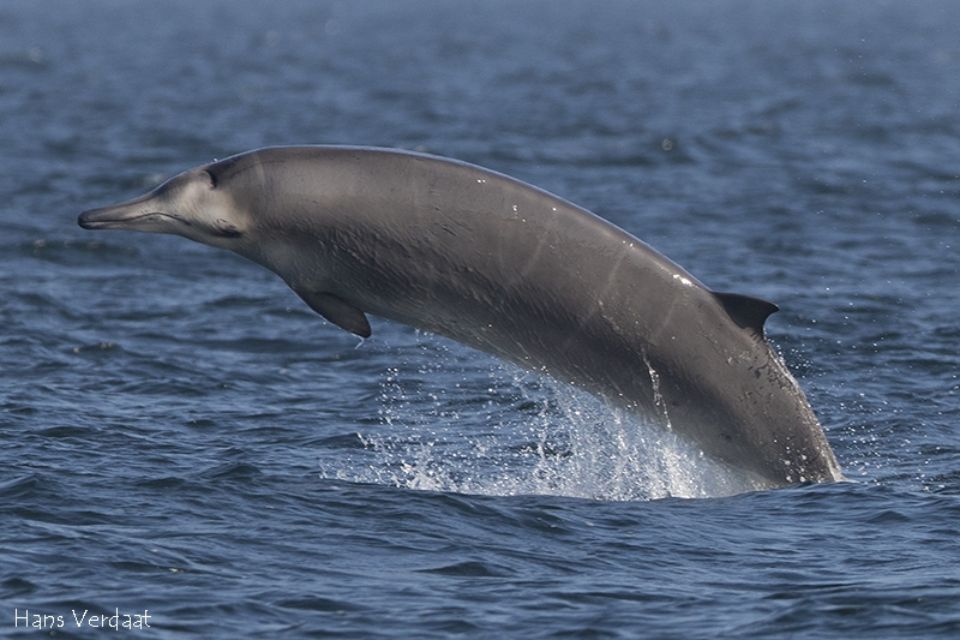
[2,0,959,637]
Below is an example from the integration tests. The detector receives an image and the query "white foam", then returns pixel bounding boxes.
[331,351,767,501]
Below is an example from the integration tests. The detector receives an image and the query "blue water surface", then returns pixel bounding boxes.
[2,1,959,637]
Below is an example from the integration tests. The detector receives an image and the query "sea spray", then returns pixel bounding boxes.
[331,341,766,500]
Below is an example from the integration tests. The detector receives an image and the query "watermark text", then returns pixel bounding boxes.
[14,607,151,631]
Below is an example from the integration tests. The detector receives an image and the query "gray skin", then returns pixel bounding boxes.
[79,146,843,488]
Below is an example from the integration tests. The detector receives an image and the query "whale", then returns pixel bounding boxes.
[78,145,842,488]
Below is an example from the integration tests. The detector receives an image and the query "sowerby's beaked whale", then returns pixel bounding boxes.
[78,146,842,489]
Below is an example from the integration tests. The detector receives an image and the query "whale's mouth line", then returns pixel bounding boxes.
[78,211,188,230]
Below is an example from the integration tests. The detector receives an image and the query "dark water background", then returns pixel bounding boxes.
[2,0,959,637]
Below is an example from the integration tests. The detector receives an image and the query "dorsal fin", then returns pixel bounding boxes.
[713,291,779,336]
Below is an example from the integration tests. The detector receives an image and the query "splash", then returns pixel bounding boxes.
[329,343,767,501]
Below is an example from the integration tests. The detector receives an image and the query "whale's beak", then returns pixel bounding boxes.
[79,198,149,230]
[78,194,185,233]
[78,207,125,229]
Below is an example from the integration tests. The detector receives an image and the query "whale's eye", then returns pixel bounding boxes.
[214,218,241,238]
[203,169,218,189]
